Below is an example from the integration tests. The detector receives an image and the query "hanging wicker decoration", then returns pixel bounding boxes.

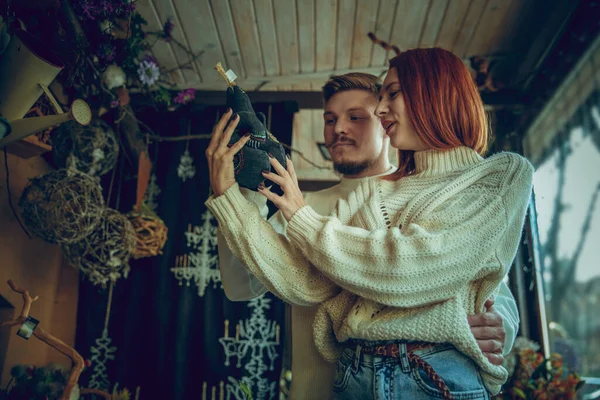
[127,207,168,259]
[52,118,119,177]
[63,208,136,287]
[19,169,105,244]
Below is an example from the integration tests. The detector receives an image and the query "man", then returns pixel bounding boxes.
[211,73,519,399]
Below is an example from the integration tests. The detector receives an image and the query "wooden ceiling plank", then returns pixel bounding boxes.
[297,0,316,73]
[351,0,379,68]
[229,0,265,78]
[388,0,432,51]
[273,0,300,76]
[516,0,578,90]
[371,0,399,67]
[210,0,247,78]
[136,0,185,84]
[420,0,449,48]
[434,0,471,51]
[253,0,280,77]
[153,0,201,82]
[172,0,227,84]
[315,0,338,72]
[292,83,312,90]
[335,0,357,70]
[452,0,488,58]
[491,0,535,55]
[465,0,513,57]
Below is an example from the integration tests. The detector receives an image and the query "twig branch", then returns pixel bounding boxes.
[145,133,211,142]
[80,388,112,399]
[0,280,38,328]
[1,280,85,400]
[280,143,332,170]
[144,133,332,170]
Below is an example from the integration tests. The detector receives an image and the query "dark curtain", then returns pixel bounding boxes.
[75,100,298,400]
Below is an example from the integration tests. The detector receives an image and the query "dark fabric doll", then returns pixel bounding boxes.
[226,85,287,191]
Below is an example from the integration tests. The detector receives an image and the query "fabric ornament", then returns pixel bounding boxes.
[226,86,287,191]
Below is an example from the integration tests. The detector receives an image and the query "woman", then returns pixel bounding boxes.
[206,48,533,399]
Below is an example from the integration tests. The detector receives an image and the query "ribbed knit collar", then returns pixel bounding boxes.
[338,165,397,190]
[414,146,483,176]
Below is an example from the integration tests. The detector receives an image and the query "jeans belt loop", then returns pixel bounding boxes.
[353,343,362,373]
[399,342,411,373]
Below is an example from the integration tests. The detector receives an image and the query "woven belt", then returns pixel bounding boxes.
[352,342,455,400]
[358,341,434,357]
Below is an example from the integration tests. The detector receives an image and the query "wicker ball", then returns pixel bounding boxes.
[52,118,119,177]
[19,169,105,244]
[128,212,168,259]
[63,208,136,287]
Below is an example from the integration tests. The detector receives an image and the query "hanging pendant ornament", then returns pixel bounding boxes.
[218,296,281,400]
[177,148,196,181]
[170,208,221,296]
[144,172,161,212]
[177,120,196,182]
[88,283,118,391]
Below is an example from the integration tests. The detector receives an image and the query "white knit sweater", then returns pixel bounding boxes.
[207,146,533,395]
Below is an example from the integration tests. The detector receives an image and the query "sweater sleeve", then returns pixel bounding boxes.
[217,186,269,301]
[285,155,534,308]
[206,183,340,306]
[495,281,519,356]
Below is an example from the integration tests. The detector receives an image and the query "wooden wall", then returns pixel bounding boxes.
[0,152,79,388]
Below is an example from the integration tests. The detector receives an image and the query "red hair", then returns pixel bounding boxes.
[383,48,489,181]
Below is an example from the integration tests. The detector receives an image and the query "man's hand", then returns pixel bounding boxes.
[206,110,251,197]
[468,299,506,366]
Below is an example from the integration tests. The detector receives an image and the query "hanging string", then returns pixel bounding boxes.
[3,148,32,238]
[103,281,115,331]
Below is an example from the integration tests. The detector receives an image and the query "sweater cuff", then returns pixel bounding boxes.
[205,183,254,227]
[286,205,326,250]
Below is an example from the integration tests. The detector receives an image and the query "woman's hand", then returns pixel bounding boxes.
[205,109,251,197]
[259,155,305,221]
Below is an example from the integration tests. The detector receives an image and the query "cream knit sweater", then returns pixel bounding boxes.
[207,146,533,395]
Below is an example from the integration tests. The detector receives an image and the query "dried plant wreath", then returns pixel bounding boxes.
[127,206,168,259]
[62,207,136,287]
[19,169,105,244]
[52,118,119,177]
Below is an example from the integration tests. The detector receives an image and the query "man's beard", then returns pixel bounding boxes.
[333,159,375,175]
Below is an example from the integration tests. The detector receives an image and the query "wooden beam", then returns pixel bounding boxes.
[189,89,527,110]
[517,0,580,90]
[170,66,390,91]
[192,91,324,109]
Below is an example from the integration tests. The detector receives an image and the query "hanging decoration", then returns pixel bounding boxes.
[176,148,196,182]
[143,172,161,212]
[62,208,136,287]
[87,283,117,392]
[170,210,221,296]
[126,150,168,259]
[18,168,105,244]
[52,118,120,177]
[218,296,281,400]
[128,208,168,259]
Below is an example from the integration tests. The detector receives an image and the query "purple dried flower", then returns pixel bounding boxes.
[137,59,160,86]
[163,19,175,42]
[174,88,196,104]
[110,100,120,108]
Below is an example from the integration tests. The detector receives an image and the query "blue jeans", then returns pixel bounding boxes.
[332,341,490,399]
